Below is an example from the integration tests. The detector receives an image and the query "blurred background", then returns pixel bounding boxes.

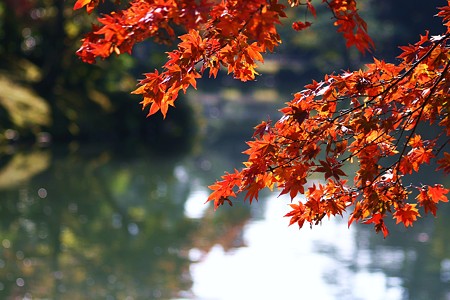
[0,0,449,299]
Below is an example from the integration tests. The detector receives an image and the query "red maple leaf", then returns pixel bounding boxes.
[292,21,312,31]
[363,213,389,238]
[436,152,450,173]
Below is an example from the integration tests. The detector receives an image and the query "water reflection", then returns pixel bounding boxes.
[192,195,450,300]
[191,197,401,300]
[0,142,449,299]
[0,146,251,299]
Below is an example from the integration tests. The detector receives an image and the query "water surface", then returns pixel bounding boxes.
[0,102,449,300]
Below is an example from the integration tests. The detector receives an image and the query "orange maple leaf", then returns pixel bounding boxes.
[427,184,449,203]
[393,204,420,227]
[73,0,99,13]
[416,187,437,216]
[285,202,307,228]
[73,0,91,10]
[244,182,262,203]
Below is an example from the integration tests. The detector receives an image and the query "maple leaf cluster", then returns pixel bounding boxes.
[74,0,450,237]
[208,31,450,237]
[75,0,288,117]
[74,0,371,117]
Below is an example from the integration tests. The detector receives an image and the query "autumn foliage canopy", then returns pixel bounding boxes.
[74,0,450,237]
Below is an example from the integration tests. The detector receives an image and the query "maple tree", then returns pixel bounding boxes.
[74,0,450,237]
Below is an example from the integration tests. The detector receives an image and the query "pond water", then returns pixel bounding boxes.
[0,97,449,300]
